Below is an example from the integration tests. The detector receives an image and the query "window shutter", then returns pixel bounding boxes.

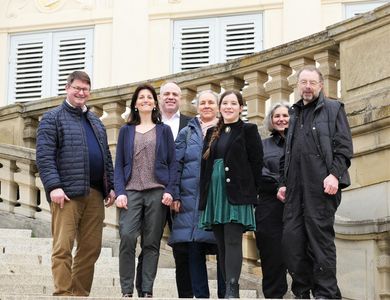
[52,29,93,95]
[8,34,50,102]
[173,19,214,72]
[173,14,262,72]
[221,14,262,61]
[8,28,93,104]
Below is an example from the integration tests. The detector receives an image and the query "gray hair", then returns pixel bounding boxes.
[296,65,324,83]
[194,90,219,107]
[263,102,290,132]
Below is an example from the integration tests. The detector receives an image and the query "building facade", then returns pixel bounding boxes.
[0,0,388,106]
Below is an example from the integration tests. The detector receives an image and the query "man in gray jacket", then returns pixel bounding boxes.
[277,66,353,299]
[36,71,115,296]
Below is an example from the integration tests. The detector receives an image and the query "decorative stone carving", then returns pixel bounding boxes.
[35,0,66,13]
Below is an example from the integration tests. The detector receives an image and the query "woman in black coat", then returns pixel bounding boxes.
[255,102,289,298]
[199,90,263,298]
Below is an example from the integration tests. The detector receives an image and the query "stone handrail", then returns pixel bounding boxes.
[0,144,119,237]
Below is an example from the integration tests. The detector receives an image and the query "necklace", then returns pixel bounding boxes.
[224,126,231,133]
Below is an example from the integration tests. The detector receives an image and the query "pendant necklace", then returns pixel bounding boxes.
[224,126,231,133]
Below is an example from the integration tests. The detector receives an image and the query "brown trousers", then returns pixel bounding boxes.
[51,188,105,296]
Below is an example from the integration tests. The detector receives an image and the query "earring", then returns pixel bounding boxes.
[134,107,138,112]
[153,107,156,111]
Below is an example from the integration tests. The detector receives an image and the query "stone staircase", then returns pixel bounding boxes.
[0,228,260,299]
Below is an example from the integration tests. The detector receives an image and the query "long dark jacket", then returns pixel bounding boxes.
[280,92,353,189]
[199,120,263,210]
[36,100,114,201]
[168,117,217,245]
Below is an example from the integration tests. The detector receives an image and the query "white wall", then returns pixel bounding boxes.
[0,0,383,106]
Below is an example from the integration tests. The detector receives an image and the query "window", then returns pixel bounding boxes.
[8,28,93,103]
[344,1,389,19]
[173,13,262,72]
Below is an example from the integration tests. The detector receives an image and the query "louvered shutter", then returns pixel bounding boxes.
[52,29,93,95]
[8,33,51,102]
[173,19,215,72]
[173,14,262,72]
[8,29,93,104]
[221,14,262,61]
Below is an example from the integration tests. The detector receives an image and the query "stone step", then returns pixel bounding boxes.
[0,237,52,246]
[0,244,113,257]
[0,263,118,276]
[0,228,32,238]
[0,253,120,266]
[0,273,219,289]
[0,264,180,281]
[0,284,258,298]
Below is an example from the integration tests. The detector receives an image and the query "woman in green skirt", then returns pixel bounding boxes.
[199,90,264,298]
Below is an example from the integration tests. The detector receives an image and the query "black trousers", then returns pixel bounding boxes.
[282,169,342,299]
[255,196,287,298]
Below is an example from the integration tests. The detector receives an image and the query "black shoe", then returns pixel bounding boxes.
[122,293,132,298]
[141,292,153,298]
[224,278,239,298]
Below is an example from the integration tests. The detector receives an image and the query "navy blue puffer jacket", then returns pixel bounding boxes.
[36,101,114,201]
[168,117,216,245]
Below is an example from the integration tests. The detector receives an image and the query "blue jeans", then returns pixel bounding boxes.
[188,242,226,298]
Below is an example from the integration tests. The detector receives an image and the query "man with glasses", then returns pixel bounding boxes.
[36,71,115,296]
[277,66,353,299]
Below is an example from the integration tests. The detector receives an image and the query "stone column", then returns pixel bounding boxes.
[289,57,316,100]
[89,105,104,118]
[103,206,120,239]
[0,159,18,213]
[243,71,269,127]
[102,101,126,159]
[23,117,39,149]
[377,238,390,300]
[14,161,37,218]
[314,50,340,99]
[265,64,293,106]
[35,175,51,222]
[180,88,197,116]
[220,77,245,91]
[196,83,221,94]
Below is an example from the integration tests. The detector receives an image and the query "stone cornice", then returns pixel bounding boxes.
[0,144,36,163]
[335,216,390,237]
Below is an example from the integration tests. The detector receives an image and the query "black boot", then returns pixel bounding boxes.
[224,278,239,298]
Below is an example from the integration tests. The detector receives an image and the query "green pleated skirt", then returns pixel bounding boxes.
[199,159,256,232]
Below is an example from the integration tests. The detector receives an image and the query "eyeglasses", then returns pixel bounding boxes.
[298,80,321,87]
[70,85,90,93]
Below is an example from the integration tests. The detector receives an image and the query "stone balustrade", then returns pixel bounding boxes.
[0,3,389,299]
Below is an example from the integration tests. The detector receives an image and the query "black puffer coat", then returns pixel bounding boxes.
[36,101,114,201]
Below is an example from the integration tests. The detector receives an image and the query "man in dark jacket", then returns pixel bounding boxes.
[277,66,353,299]
[36,71,115,296]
